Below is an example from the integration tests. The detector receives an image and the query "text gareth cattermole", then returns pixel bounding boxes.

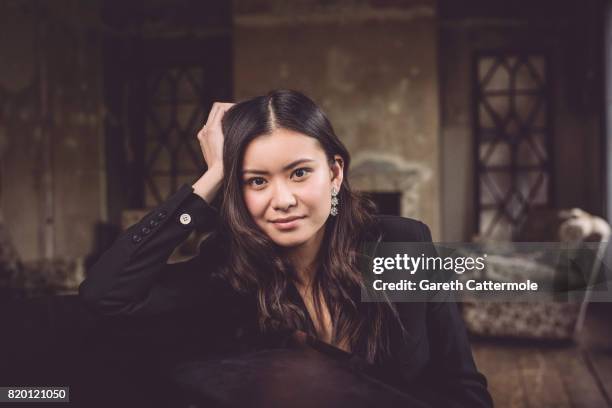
[372,253,487,275]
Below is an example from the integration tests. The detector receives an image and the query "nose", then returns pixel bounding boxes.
[271,180,297,212]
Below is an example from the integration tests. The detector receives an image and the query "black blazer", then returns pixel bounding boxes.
[79,184,493,408]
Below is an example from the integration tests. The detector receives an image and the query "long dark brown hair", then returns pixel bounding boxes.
[217,89,403,364]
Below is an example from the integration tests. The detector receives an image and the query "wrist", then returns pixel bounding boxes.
[207,165,224,179]
[192,168,224,203]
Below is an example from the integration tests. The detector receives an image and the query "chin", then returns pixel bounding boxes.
[267,231,310,248]
[271,235,308,248]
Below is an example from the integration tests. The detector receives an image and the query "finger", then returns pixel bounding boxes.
[214,103,233,124]
[210,103,222,128]
[205,102,219,126]
[210,102,232,127]
[197,125,207,140]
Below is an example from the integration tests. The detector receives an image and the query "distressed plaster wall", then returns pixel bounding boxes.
[233,0,441,238]
[0,1,104,262]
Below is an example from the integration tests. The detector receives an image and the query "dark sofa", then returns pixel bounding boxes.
[1,295,427,408]
[0,295,194,407]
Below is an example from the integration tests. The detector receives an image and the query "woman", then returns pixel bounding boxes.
[79,90,492,407]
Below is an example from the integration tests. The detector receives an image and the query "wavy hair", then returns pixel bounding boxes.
[217,89,403,363]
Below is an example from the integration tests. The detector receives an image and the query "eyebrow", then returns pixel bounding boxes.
[242,158,315,175]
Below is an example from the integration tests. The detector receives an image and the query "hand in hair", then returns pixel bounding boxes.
[192,102,234,203]
[198,102,234,172]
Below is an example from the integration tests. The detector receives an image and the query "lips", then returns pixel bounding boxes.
[271,216,304,223]
[270,216,305,230]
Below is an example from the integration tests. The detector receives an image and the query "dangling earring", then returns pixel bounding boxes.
[330,187,339,216]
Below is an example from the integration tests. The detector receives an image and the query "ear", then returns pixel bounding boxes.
[330,154,344,191]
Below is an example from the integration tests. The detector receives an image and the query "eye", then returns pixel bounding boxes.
[245,177,267,188]
[292,167,312,180]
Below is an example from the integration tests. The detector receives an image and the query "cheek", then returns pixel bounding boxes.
[243,190,266,218]
[302,175,331,209]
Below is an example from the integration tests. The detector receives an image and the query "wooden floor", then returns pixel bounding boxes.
[470,303,612,408]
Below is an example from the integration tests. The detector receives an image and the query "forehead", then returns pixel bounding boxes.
[242,128,325,166]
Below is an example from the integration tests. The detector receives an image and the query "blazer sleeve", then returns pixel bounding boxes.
[78,183,228,318]
[415,222,493,408]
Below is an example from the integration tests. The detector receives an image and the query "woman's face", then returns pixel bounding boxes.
[241,128,343,248]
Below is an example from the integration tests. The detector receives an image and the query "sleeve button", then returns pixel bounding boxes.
[179,213,192,225]
[149,219,159,228]
[132,234,142,243]
[157,210,168,220]
[141,227,151,235]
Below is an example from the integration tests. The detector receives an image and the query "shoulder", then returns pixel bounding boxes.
[366,214,432,243]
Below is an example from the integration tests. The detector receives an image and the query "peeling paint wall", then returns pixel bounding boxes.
[0,1,104,262]
[233,0,441,237]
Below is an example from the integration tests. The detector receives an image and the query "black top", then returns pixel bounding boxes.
[78,184,493,408]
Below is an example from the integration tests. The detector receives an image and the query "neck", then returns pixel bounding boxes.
[285,225,326,290]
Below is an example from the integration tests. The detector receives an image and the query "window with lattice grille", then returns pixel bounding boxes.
[473,52,554,239]
[143,67,209,207]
